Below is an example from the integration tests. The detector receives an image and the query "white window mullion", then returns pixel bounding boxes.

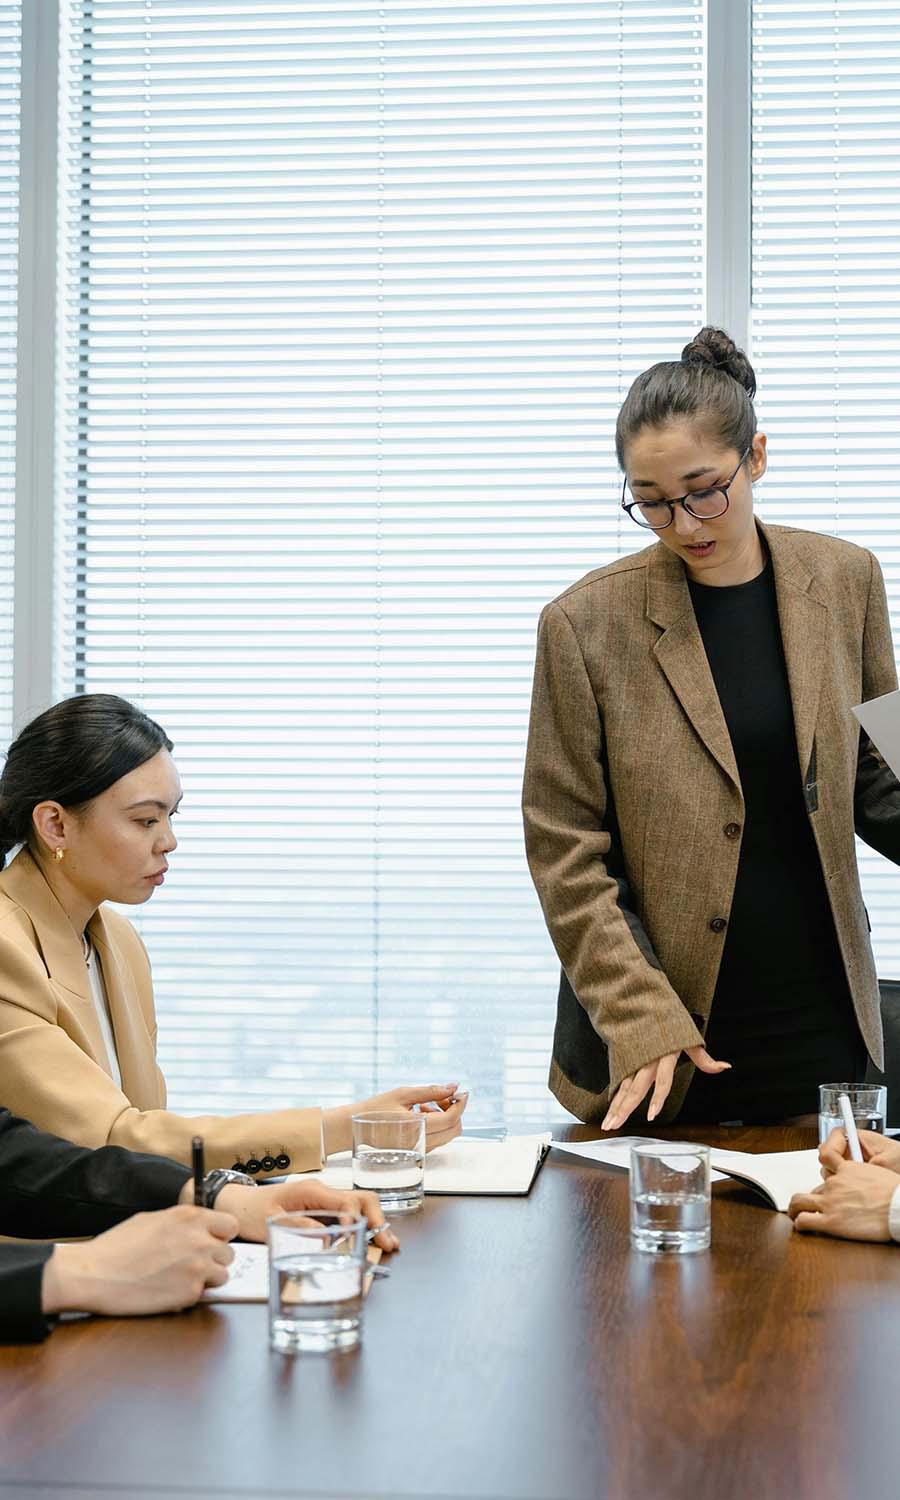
[706,0,750,350]
[13,0,57,734]
[751,2,900,977]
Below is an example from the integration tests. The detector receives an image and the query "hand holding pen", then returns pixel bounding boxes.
[819,1125,900,1178]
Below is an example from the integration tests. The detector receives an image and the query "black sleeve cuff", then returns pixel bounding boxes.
[0,1244,57,1344]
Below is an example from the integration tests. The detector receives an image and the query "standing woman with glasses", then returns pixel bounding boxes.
[523,327,900,1128]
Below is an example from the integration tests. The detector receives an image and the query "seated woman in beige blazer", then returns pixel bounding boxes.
[0,694,466,1174]
[523,326,900,1130]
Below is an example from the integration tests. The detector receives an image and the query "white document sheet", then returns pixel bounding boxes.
[551,1137,824,1212]
[705,1148,822,1212]
[310,1132,552,1197]
[854,687,900,775]
[551,1136,728,1184]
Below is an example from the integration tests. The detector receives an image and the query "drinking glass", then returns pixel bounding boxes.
[351,1110,426,1213]
[630,1142,711,1254]
[818,1083,887,1146]
[267,1211,367,1354]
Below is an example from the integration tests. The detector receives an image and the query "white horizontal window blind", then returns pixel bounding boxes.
[751,2,900,975]
[57,0,704,1122]
[0,2,18,749]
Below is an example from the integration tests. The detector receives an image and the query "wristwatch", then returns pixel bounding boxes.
[200,1167,257,1208]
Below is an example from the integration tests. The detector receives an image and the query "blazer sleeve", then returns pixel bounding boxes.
[0,935,325,1175]
[854,549,900,862]
[522,601,703,1091]
[0,1107,190,1236]
[0,1106,190,1344]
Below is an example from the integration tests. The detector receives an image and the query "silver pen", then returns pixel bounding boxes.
[365,1220,392,1242]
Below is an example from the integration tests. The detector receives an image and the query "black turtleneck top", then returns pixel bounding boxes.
[677,556,865,1124]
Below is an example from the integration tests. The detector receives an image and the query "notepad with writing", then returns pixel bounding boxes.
[202,1242,382,1303]
[313,1132,552,1197]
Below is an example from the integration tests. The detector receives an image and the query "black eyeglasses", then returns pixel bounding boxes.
[621,448,751,530]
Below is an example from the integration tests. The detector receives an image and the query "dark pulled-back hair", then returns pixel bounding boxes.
[0,694,173,868]
[615,327,757,468]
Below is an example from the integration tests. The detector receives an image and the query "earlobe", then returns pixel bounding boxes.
[751,432,768,482]
[32,800,67,860]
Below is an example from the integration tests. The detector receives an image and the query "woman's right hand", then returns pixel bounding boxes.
[42,1204,237,1318]
[323,1084,467,1155]
[600,1046,731,1131]
[819,1127,900,1179]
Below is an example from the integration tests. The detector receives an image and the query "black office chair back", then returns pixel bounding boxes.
[865,979,900,1127]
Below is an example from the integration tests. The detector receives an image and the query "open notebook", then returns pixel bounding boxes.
[551,1137,823,1213]
[308,1133,551,1197]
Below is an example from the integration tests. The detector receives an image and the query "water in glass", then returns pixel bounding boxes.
[631,1190,710,1254]
[270,1253,364,1354]
[353,1147,425,1212]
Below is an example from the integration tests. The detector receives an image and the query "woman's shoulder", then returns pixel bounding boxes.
[766,522,875,582]
[544,542,658,617]
[0,891,41,953]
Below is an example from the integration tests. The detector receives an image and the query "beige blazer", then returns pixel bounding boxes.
[523,522,900,1122]
[0,850,324,1173]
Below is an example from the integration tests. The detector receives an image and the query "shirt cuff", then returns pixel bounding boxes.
[888,1183,900,1243]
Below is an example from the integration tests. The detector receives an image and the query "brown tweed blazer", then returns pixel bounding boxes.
[522,521,900,1123]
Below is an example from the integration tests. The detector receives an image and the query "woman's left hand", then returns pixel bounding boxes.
[601,1045,730,1131]
[788,1161,897,1242]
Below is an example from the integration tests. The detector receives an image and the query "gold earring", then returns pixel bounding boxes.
[53,848,64,863]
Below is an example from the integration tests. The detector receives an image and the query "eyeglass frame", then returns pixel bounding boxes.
[620,447,752,530]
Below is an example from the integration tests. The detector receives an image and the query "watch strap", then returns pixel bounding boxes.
[201,1168,257,1208]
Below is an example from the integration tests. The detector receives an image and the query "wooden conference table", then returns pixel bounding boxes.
[1,1123,900,1500]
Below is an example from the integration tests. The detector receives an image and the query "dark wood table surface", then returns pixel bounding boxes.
[2,1123,900,1500]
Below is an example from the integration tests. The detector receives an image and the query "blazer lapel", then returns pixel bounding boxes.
[646,544,741,792]
[762,520,828,783]
[88,911,157,1107]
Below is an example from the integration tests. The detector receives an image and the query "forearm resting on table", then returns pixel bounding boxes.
[40,1242,96,1317]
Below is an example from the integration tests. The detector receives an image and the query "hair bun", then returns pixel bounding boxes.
[681,326,756,400]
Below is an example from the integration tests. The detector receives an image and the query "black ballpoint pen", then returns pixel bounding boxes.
[192,1135,205,1207]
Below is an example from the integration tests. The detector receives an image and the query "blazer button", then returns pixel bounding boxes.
[261,1155,276,1173]
[275,1153,291,1170]
[230,1162,245,1173]
[709,916,728,934]
[724,822,741,840]
[245,1158,262,1175]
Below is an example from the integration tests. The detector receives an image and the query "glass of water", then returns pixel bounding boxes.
[629,1142,711,1254]
[267,1212,367,1354]
[351,1109,426,1213]
[818,1082,887,1145]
